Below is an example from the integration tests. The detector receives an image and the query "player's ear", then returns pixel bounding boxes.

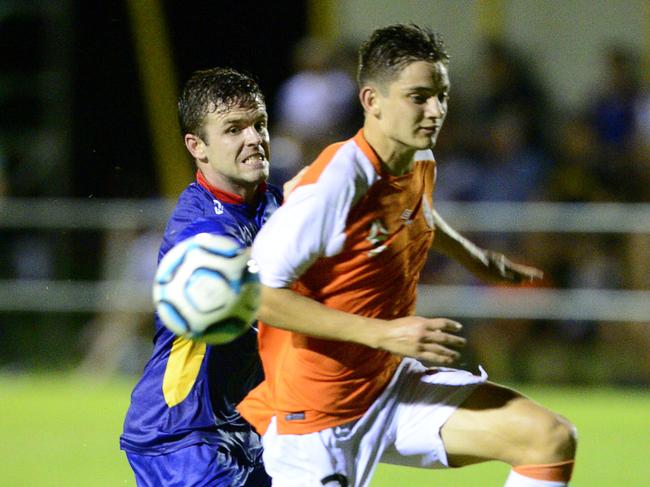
[185,133,206,161]
[359,85,381,118]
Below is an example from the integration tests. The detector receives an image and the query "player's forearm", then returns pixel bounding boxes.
[258,285,384,348]
[430,210,541,284]
[431,209,490,274]
[259,285,467,364]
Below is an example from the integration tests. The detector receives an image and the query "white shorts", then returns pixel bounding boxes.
[261,358,488,487]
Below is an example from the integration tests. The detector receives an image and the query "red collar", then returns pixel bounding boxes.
[196,170,267,204]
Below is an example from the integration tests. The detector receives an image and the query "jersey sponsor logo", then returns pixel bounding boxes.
[213,199,224,215]
[366,219,389,257]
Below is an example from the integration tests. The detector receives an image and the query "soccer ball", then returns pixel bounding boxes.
[153,233,260,344]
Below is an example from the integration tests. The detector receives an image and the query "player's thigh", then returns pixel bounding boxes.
[441,381,573,467]
[126,444,268,487]
[380,364,488,469]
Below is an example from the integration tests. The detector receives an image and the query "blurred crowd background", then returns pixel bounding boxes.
[0,1,648,385]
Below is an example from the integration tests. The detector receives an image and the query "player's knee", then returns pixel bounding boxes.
[550,415,578,459]
[516,410,577,464]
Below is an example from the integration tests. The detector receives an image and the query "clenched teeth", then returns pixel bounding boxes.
[242,154,265,165]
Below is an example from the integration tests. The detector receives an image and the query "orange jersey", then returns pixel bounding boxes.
[238,130,436,435]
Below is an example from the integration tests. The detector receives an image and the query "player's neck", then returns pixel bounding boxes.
[363,125,416,176]
[197,169,258,205]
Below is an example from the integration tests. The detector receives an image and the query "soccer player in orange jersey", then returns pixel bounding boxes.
[239,24,577,487]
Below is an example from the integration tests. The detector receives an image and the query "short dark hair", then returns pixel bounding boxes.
[178,67,265,138]
[357,24,449,88]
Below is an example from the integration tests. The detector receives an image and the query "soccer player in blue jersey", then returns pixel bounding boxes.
[120,68,280,486]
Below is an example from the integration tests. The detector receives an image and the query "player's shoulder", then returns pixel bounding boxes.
[174,182,214,217]
[293,136,378,198]
[162,183,232,249]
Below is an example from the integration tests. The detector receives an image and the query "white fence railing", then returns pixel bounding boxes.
[1,198,648,322]
[2,198,650,232]
[0,198,174,230]
[1,279,648,323]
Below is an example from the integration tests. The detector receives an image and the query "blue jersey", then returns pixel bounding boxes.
[120,175,282,460]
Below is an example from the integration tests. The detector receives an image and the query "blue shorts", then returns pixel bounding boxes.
[126,443,271,487]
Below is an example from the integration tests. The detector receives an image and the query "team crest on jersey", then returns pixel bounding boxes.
[367,219,389,256]
[213,199,224,215]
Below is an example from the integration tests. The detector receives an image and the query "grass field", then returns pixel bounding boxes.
[1,373,648,486]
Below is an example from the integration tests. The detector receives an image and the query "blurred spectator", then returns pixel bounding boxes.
[589,45,640,153]
[634,87,650,156]
[0,139,58,281]
[472,108,551,202]
[632,82,650,202]
[270,36,360,186]
[626,60,650,296]
[476,38,551,153]
[436,39,552,205]
[76,229,159,378]
[555,235,622,339]
[582,44,645,201]
[432,105,484,203]
[545,115,612,202]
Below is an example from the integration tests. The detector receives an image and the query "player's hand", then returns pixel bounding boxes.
[376,316,466,365]
[283,165,310,199]
[483,250,544,284]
